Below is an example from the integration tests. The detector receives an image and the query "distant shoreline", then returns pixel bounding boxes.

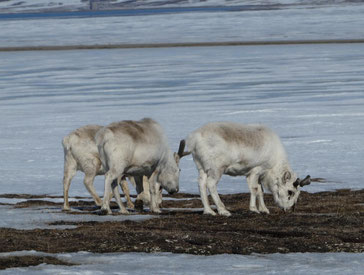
[0,4,290,19]
[1,39,364,52]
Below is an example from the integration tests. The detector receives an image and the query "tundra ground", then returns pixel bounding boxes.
[1,189,363,269]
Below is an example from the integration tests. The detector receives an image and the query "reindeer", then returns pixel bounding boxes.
[62,125,159,211]
[185,121,311,216]
[95,118,187,215]
[62,125,136,210]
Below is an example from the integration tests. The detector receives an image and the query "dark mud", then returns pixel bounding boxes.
[1,189,363,269]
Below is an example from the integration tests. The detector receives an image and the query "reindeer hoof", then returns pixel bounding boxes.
[98,208,111,215]
[249,207,260,214]
[259,208,270,214]
[151,208,162,214]
[119,209,129,215]
[218,209,231,216]
[203,209,217,216]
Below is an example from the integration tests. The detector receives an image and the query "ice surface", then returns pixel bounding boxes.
[1,44,363,198]
[0,251,363,274]
[1,5,364,47]
[0,203,155,229]
[0,1,363,271]
[0,196,196,229]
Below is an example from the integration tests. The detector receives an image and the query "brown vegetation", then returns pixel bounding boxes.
[1,189,363,269]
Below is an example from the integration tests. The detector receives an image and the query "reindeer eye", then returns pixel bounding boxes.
[288,190,294,197]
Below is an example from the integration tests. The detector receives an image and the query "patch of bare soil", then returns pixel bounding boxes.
[1,189,363,270]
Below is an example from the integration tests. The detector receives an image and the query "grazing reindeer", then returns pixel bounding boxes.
[185,122,311,216]
[96,118,187,215]
[62,125,141,211]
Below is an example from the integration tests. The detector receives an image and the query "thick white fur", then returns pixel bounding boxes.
[62,125,152,211]
[186,122,301,216]
[95,118,181,215]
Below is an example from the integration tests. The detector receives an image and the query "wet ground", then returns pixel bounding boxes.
[1,189,363,269]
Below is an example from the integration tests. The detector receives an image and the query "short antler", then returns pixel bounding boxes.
[300,175,311,187]
[293,175,311,188]
[177,139,191,158]
[293,178,301,188]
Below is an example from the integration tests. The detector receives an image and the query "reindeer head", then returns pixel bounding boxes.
[269,170,311,212]
[158,140,190,194]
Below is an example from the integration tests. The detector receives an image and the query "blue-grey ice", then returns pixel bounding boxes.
[0,0,363,273]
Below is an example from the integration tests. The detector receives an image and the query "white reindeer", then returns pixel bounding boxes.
[62,125,156,211]
[95,118,187,215]
[185,121,311,216]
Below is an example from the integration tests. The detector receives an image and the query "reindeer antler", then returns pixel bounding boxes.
[293,178,301,188]
[177,139,191,158]
[300,175,311,187]
[293,175,311,188]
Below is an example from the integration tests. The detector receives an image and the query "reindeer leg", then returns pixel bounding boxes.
[63,152,77,211]
[148,171,161,214]
[111,178,129,214]
[206,171,230,216]
[198,169,216,216]
[119,176,134,209]
[83,171,102,207]
[247,173,260,214]
[256,184,269,214]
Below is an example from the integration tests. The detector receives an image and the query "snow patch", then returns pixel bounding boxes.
[0,251,363,274]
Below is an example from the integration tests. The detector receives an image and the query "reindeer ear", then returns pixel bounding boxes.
[282,171,291,183]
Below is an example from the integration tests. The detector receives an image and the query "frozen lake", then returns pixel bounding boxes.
[1,1,364,273]
[1,0,364,47]
[0,43,363,197]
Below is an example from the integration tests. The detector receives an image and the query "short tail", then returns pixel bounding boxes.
[95,128,109,172]
[62,136,72,156]
[62,135,70,149]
